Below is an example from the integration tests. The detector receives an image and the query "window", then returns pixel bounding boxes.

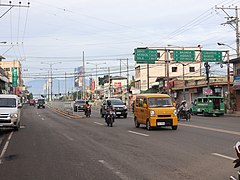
[237,69,240,75]
[172,67,177,72]
[4,68,10,71]
[157,52,160,58]
[189,67,195,72]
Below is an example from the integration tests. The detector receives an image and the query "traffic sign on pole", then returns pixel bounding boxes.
[173,50,195,62]
[135,48,157,64]
[201,50,222,62]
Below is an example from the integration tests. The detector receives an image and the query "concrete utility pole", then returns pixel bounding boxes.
[0,2,30,19]
[215,5,240,57]
[82,51,85,99]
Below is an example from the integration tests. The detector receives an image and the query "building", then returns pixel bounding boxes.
[0,60,22,95]
[0,67,10,94]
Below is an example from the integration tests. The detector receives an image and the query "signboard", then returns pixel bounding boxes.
[203,88,213,95]
[173,50,195,62]
[135,48,157,64]
[234,76,240,86]
[202,50,222,62]
[12,67,18,87]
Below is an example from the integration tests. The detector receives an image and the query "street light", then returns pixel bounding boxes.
[86,62,106,99]
[217,42,233,112]
[41,62,62,101]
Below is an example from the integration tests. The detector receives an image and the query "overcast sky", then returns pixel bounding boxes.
[0,0,239,95]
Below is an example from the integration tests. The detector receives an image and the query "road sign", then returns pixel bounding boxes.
[201,50,222,62]
[135,49,157,64]
[173,50,195,62]
[12,67,18,87]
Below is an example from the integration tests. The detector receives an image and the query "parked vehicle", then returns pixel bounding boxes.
[0,94,22,131]
[37,99,45,109]
[74,100,86,112]
[100,98,127,118]
[134,94,178,130]
[230,141,240,180]
[191,96,224,116]
[85,105,91,117]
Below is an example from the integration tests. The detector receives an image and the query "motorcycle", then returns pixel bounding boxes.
[105,109,115,127]
[230,141,240,180]
[85,106,91,118]
[177,108,191,121]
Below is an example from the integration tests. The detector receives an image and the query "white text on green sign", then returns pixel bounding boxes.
[173,50,195,62]
[201,50,222,62]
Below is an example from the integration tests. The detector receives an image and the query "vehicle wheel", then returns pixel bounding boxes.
[124,114,127,118]
[101,113,104,118]
[14,122,20,131]
[74,107,77,112]
[203,111,208,116]
[172,126,178,130]
[110,122,113,127]
[187,113,191,120]
[134,117,140,128]
[146,120,151,131]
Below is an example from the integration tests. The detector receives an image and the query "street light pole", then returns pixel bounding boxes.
[41,61,61,101]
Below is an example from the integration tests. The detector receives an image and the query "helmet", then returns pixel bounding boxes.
[86,101,89,104]
[107,100,111,106]
[181,100,186,104]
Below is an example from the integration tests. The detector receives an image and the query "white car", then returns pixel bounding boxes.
[0,94,22,130]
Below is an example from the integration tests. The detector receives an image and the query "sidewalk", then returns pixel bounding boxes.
[225,111,240,117]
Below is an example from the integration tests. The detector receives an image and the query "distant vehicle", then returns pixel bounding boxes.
[73,100,86,112]
[134,94,178,130]
[37,99,45,109]
[0,94,22,130]
[29,99,35,106]
[191,96,224,116]
[100,98,128,118]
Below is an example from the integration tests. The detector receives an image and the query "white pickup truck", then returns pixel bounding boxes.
[0,94,22,130]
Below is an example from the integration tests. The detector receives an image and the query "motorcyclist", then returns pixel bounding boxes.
[179,100,187,112]
[105,100,114,122]
[84,101,91,115]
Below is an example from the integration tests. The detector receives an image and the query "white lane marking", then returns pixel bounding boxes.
[62,134,74,141]
[41,118,45,121]
[98,160,128,180]
[94,122,104,126]
[38,114,41,117]
[212,153,235,161]
[0,132,14,164]
[128,130,149,137]
[179,123,240,136]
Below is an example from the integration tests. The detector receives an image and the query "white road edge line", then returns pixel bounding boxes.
[41,118,45,121]
[0,132,14,164]
[212,153,235,161]
[98,160,128,180]
[94,122,104,126]
[128,130,149,137]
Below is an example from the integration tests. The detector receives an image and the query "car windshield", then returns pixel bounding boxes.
[76,100,85,104]
[38,99,45,103]
[148,97,173,108]
[109,99,124,105]
[0,98,16,108]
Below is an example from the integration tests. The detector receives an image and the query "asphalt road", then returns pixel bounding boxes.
[0,105,239,180]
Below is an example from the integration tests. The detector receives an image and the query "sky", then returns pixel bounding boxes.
[0,0,239,96]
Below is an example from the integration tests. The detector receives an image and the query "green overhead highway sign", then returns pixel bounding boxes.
[173,50,195,62]
[135,48,157,64]
[201,50,222,62]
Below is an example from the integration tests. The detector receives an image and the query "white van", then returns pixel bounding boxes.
[0,94,22,130]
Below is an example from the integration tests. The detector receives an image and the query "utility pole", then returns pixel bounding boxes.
[108,67,111,97]
[0,2,30,19]
[215,5,240,57]
[82,51,85,99]
[127,58,129,107]
[65,72,67,97]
